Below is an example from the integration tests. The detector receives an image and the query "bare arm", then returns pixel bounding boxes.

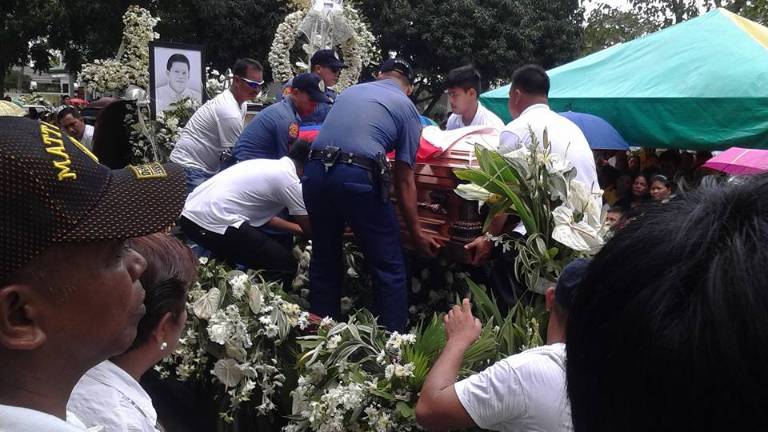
[415,299,481,430]
[464,213,508,265]
[266,217,303,236]
[393,161,442,257]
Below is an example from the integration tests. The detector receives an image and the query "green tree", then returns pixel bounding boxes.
[582,3,658,55]
[154,0,292,79]
[630,0,701,27]
[351,0,583,114]
[0,0,62,95]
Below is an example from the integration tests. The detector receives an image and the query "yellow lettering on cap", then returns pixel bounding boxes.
[129,163,167,179]
[69,136,99,163]
[39,123,77,181]
[53,159,77,181]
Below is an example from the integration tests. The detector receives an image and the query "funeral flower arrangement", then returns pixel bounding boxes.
[284,279,546,432]
[79,6,159,94]
[124,96,198,164]
[454,129,605,293]
[268,3,377,92]
[158,258,310,422]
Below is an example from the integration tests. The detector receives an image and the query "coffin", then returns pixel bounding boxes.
[393,145,484,264]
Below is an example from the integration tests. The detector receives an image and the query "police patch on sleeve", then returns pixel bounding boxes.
[289,122,299,139]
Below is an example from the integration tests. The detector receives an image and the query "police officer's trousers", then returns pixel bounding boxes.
[302,160,408,331]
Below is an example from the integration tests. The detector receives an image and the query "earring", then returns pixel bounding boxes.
[160,342,168,351]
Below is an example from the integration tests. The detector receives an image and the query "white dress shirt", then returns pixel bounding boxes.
[0,404,94,431]
[446,103,505,130]
[68,360,160,432]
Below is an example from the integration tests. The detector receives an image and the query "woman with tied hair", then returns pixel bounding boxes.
[68,233,197,432]
[615,173,651,210]
[649,174,674,203]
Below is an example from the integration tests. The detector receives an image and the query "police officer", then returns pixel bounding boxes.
[279,49,344,125]
[233,73,327,162]
[302,58,443,332]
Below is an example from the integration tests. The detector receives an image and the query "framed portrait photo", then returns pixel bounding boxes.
[149,42,205,118]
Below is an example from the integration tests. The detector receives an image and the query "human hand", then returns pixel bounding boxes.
[415,233,443,257]
[444,298,482,350]
[464,236,493,266]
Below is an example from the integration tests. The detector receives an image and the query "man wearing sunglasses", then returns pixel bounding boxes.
[233,72,328,162]
[278,49,344,125]
[170,58,264,193]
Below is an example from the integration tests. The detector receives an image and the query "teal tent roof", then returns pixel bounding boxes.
[480,8,768,150]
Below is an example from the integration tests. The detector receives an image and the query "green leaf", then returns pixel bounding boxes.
[396,401,416,419]
[467,279,503,325]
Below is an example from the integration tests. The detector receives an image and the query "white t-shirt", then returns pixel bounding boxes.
[499,104,600,197]
[0,404,92,431]
[182,156,307,234]
[169,89,245,174]
[446,103,505,130]
[68,360,159,432]
[80,124,95,151]
[454,343,571,432]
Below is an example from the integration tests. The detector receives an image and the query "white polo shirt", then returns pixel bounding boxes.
[0,404,91,431]
[170,89,246,174]
[499,104,600,197]
[80,124,95,151]
[454,343,571,432]
[182,156,307,234]
[446,103,504,130]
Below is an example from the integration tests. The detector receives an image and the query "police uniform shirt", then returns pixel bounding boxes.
[312,79,422,167]
[278,78,336,125]
[233,97,302,162]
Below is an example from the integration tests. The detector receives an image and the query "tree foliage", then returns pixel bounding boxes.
[351,0,584,113]
[0,0,62,95]
[582,3,658,55]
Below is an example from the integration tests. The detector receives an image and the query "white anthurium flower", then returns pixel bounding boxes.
[455,183,492,202]
[212,358,244,388]
[552,205,604,253]
[567,180,603,227]
[192,287,220,320]
[248,285,263,315]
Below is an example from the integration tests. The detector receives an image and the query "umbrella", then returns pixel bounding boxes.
[702,147,768,175]
[0,100,26,117]
[68,98,88,106]
[559,111,630,150]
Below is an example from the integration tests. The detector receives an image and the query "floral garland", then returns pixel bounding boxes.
[158,258,309,422]
[268,5,377,92]
[79,6,159,94]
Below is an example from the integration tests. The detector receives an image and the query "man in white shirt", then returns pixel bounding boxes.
[170,58,264,193]
[0,117,185,431]
[415,258,589,432]
[155,53,203,113]
[444,65,504,131]
[179,140,312,282]
[57,107,95,150]
[465,65,600,265]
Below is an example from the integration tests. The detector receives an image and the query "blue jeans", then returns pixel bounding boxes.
[302,160,407,331]
[184,166,213,195]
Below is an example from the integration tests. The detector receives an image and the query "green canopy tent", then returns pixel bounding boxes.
[480,8,768,150]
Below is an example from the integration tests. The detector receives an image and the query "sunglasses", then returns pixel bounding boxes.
[238,76,265,90]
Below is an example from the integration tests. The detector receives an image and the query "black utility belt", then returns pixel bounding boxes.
[309,147,376,171]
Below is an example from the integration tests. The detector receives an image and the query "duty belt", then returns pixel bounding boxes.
[309,147,376,172]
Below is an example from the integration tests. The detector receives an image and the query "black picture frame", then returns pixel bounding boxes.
[149,42,206,119]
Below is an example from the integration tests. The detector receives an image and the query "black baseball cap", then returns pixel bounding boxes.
[380,58,415,83]
[311,49,345,70]
[292,73,330,103]
[554,258,591,310]
[0,116,186,281]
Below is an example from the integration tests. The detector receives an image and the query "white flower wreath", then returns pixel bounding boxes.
[268,5,377,93]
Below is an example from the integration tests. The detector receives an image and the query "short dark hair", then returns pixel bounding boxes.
[233,58,263,77]
[56,107,82,123]
[511,64,549,96]
[606,205,625,214]
[288,139,311,164]
[127,233,197,351]
[567,174,768,432]
[166,53,190,71]
[445,65,481,95]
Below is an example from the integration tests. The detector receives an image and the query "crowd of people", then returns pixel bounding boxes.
[1,46,766,432]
